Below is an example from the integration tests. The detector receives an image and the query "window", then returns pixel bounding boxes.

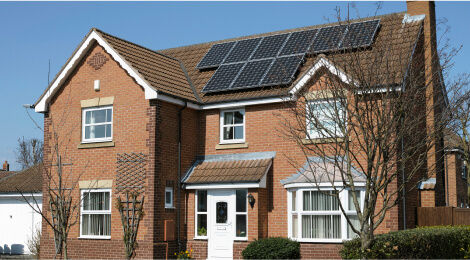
[288,188,362,242]
[306,100,345,139]
[82,106,113,143]
[165,187,174,208]
[220,109,245,143]
[462,161,467,179]
[195,190,207,238]
[235,189,247,239]
[80,189,111,238]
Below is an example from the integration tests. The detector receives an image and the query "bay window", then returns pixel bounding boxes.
[288,188,362,242]
[220,108,245,143]
[82,106,113,143]
[80,189,111,239]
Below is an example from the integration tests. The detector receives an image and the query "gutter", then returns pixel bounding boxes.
[177,101,187,252]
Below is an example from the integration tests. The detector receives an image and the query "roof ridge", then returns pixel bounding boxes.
[158,12,405,53]
[93,28,183,63]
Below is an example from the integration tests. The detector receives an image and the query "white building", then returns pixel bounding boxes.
[0,163,42,255]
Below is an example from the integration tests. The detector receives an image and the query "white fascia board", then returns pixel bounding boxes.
[157,93,201,110]
[201,96,292,110]
[283,182,366,189]
[289,57,356,96]
[35,30,158,113]
[185,183,262,190]
[0,193,42,198]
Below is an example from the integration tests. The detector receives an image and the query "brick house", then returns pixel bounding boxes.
[33,1,463,259]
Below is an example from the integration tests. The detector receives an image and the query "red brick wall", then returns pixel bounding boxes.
[420,190,435,207]
[40,43,200,259]
[446,152,469,207]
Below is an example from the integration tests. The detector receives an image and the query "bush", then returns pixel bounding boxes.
[242,237,300,259]
[341,226,470,259]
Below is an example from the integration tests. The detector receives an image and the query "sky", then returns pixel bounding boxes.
[0,1,469,171]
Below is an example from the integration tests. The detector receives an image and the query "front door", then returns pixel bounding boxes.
[208,190,234,259]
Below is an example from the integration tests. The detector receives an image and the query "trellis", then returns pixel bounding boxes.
[116,153,147,259]
[116,153,147,193]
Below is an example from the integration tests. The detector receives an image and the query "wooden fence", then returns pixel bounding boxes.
[417,206,470,226]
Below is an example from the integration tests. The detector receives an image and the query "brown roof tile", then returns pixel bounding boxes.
[184,158,272,184]
[160,12,422,104]
[0,164,43,193]
[95,29,201,103]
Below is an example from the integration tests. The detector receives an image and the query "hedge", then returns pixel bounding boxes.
[242,237,300,259]
[341,226,470,259]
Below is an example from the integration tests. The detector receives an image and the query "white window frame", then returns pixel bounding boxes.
[462,160,467,180]
[219,108,245,144]
[165,187,174,208]
[234,189,248,241]
[82,106,113,143]
[287,187,363,243]
[194,190,208,239]
[306,99,345,139]
[79,188,112,239]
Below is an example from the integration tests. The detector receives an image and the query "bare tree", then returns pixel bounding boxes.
[277,11,462,253]
[15,137,43,170]
[20,84,87,259]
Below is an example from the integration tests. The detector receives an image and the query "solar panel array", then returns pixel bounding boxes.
[198,19,380,93]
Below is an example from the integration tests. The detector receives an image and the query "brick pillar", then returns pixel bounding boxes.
[407,1,445,206]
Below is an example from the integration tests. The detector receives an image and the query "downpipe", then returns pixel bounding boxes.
[177,101,187,252]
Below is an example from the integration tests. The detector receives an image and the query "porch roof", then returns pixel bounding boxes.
[182,151,275,185]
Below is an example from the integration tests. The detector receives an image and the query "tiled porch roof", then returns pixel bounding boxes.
[182,152,275,184]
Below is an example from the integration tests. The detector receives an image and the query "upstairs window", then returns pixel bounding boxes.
[306,100,345,139]
[220,108,245,144]
[82,106,113,143]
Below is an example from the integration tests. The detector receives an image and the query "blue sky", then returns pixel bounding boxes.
[0,1,469,170]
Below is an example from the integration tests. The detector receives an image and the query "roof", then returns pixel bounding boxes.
[161,12,423,104]
[35,11,423,110]
[0,164,43,193]
[183,152,275,184]
[95,29,201,103]
[281,156,365,185]
[418,177,436,190]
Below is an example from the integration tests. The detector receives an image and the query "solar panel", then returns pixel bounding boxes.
[279,29,318,56]
[311,25,348,53]
[340,19,380,49]
[196,42,236,69]
[202,63,244,93]
[251,34,289,60]
[231,59,274,89]
[224,38,262,64]
[261,55,304,86]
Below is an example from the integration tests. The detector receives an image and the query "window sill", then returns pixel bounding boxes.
[165,206,175,209]
[78,236,111,240]
[78,141,115,149]
[193,236,208,240]
[302,137,345,144]
[234,237,248,241]
[290,238,345,244]
[215,142,249,150]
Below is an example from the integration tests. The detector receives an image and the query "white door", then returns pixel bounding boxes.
[208,190,234,259]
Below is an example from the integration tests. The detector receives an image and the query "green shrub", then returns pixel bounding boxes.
[242,237,300,259]
[341,226,470,259]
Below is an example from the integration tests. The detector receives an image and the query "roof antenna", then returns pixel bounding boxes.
[347,3,350,22]
[48,59,51,85]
